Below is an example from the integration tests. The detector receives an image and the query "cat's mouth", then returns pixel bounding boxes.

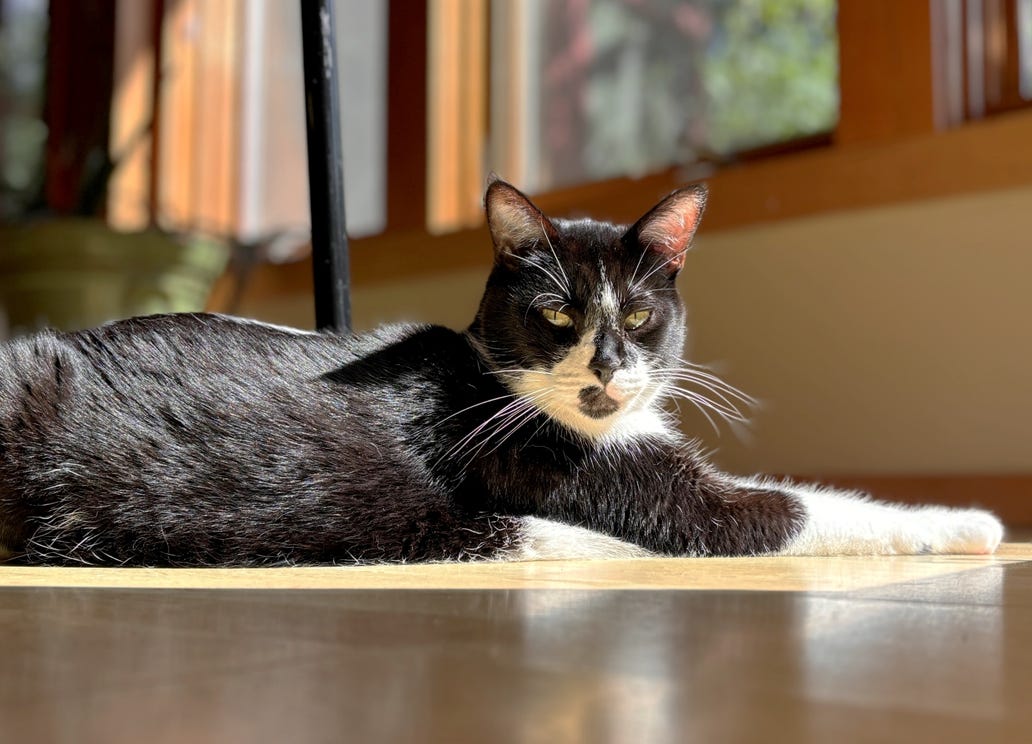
[578,386,621,419]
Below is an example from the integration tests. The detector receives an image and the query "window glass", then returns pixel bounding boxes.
[238,0,387,240]
[1019,0,1032,100]
[492,0,839,193]
[0,0,48,219]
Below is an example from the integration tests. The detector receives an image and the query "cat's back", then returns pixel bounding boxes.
[0,313,480,417]
[0,313,459,424]
[2,312,431,381]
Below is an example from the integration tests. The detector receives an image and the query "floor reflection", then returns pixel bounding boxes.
[2,561,1029,742]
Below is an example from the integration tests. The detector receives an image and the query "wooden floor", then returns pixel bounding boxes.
[3,543,1032,743]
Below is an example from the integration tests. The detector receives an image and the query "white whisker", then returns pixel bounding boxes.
[512,254,569,298]
[540,219,570,292]
[655,371,755,414]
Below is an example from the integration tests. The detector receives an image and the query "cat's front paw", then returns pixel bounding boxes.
[938,509,1004,555]
[510,517,654,561]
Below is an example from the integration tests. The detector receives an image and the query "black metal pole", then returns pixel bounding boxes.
[300,0,351,332]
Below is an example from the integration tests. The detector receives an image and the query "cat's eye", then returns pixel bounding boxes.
[624,310,651,330]
[541,308,574,328]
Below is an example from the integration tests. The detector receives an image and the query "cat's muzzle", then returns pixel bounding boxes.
[578,386,621,419]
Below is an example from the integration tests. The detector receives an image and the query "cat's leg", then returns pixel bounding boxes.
[730,476,1004,556]
[532,455,1003,557]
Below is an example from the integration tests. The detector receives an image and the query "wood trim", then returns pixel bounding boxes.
[224,105,1032,301]
[931,0,967,126]
[190,0,240,235]
[108,0,158,230]
[426,0,488,233]
[42,0,117,215]
[155,0,241,235]
[385,0,429,231]
[698,106,1032,230]
[984,0,1030,113]
[487,0,531,186]
[803,474,1032,527]
[836,0,939,144]
[155,0,197,229]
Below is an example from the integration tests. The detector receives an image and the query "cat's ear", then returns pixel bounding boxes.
[625,184,708,277]
[484,178,558,266]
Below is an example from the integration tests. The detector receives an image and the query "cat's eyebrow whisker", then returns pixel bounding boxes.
[629,246,650,289]
[525,292,567,325]
[630,245,669,292]
[511,253,569,298]
[528,292,566,308]
[539,219,571,293]
[632,243,691,291]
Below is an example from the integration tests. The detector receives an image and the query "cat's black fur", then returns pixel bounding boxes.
[0,181,1000,565]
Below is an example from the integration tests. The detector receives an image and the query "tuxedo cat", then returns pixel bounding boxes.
[0,180,1003,565]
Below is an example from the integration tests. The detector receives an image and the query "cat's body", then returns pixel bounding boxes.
[0,181,1003,565]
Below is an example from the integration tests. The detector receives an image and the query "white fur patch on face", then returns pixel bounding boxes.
[595,262,620,321]
[510,326,673,443]
[597,283,620,323]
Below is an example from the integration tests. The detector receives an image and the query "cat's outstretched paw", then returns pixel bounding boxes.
[509,517,653,561]
[937,509,1004,555]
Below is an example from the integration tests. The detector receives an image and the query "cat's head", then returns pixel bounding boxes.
[470,179,706,441]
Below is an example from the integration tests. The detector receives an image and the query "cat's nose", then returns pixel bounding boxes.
[589,334,623,384]
[589,362,615,385]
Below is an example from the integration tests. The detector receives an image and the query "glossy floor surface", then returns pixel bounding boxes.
[3,544,1031,743]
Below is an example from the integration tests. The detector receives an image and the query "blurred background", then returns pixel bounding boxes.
[1,0,1030,518]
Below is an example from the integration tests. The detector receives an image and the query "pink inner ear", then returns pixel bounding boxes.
[640,201,702,255]
[486,181,553,254]
[638,190,705,270]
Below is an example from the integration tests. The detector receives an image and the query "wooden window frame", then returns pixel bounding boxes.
[94,0,1032,301]
[235,0,1032,300]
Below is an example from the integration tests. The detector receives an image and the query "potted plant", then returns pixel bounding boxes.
[0,4,228,339]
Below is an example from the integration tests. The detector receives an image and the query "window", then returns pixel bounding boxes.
[489,0,839,194]
[236,0,387,241]
[0,0,48,220]
[1022,0,1032,98]
[108,0,387,241]
[8,0,1031,289]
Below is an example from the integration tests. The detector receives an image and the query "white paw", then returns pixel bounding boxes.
[508,517,653,561]
[936,509,1004,555]
[772,482,1006,556]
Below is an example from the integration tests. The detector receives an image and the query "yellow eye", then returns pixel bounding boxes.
[624,310,651,330]
[541,308,574,327]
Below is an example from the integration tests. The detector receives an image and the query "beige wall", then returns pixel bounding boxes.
[240,185,1032,477]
